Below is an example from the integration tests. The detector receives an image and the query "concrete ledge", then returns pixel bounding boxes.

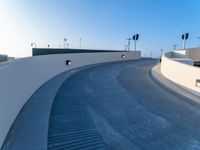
[151,63,200,104]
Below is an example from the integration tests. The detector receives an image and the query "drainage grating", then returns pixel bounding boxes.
[48,77,107,150]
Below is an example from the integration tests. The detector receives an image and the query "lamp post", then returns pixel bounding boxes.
[80,38,82,49]
[64,38,67,48]
[126,38,131,51]
[173,44,177,51]
[160,49,163,62]
[124,44,128,51]
[150,51,152,58]
[160,49,163,56]
[197,37,200,47]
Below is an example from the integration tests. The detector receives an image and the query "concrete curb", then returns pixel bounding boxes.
[151,63,200,105]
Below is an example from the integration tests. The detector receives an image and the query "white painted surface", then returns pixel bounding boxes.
[0,51,141,148]
[161,50,200,95]
[171,58,193,65]
[186,47,200,61]
[174,50,186,55]
[171,50,186,58]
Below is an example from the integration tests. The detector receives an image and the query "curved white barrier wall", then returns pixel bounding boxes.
[0,51,140,148]
[161,50,200,95]
[186,47,200,61]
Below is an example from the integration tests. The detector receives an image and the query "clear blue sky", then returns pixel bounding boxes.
[0,0,200,57]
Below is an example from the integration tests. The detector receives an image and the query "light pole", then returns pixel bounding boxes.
[31,42,37,48]
[124,44,128,51]
[197,37,200,47]
[160,49,163,56]
[126,38,131,51]
[160,49,163,62]
[80,38,82,49]
[173,44,177,51]
[64,38,67,48]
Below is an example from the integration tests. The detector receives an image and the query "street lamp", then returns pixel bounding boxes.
[80,38,82,49]
[150,51,153,58]
[124,44,128,51]
[126,38,132,51]
[173,44,177,51]
[64,38,67,48]
[160,49,163,62]
[160,49,163,56]
[197,37,200,47]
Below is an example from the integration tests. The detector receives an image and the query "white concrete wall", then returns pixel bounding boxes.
[161,51,200,95]
[0,51,141,148]
[186,47,200,61]
[171,50,186,58]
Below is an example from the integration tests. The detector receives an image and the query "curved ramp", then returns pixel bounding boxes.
[48,59,200,150]
[3,59,200,150]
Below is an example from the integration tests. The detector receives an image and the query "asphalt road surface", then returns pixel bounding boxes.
[49,59,200,150]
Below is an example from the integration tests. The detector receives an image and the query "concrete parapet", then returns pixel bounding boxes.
[160,48,200,96]
[0,51,141,149]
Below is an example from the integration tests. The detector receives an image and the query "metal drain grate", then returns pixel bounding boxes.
[48,79,107,150]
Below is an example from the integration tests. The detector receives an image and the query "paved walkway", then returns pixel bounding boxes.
[48,59,200,150]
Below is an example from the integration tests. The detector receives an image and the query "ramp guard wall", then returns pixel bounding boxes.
[0,51,141,148]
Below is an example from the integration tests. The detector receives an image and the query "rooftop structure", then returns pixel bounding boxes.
[1,49,200,149]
